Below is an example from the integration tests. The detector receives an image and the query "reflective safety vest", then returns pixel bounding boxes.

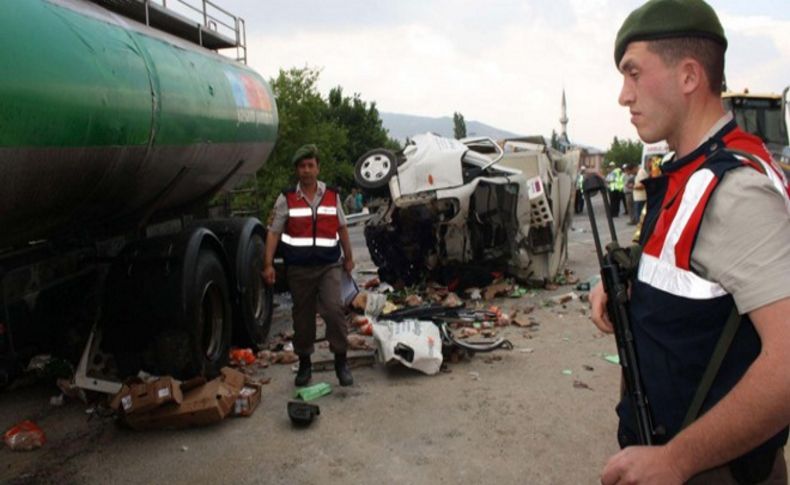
[281,187,341,266]
[576,173,584,190]
[619,121,789,459]
[607,168,625,191]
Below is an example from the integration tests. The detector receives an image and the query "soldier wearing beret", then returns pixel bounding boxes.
[263,144,356,387]
[590,0,790,483]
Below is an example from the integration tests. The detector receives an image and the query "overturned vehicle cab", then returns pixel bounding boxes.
[354,133,577,287]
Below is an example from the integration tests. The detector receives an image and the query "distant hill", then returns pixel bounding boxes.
[380,112,521,142]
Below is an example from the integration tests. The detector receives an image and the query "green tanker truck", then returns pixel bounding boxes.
[0,0,279,385]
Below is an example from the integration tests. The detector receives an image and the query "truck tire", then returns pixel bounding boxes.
[103,229,233,380]
[201,218,273,349]
[238,233,273,348]
[181,249,233,378]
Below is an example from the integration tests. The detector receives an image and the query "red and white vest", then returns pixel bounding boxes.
[618,121,789,461]
[280,186,341,266]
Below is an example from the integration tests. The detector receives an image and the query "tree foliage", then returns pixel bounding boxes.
[251,66,399,221]
[453,112,467,139]
[605,136,643,168]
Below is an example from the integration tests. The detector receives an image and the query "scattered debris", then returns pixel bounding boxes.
[468,372,480,381]
[511,312,539,329]
[573,379,592,390]
[442,292,463,308]
[294,382,332,402]
[56,378,88,403]
[288,401,320,427]
[233,382,263,417]
[111,376,184,415]
[372,320,443,375]
[562,369,573,376]
[603,354,620,365]
[347,334,374,351]
[363,277,381,289]
[547,292,579,306]
[583,365,595,371]
[121,368,248,430]
[484,282,512,300]
[459,327,480,339]
[273,351,299,365]
[404,294,424,307]
[229,348,256,366]
[4,420,46,451]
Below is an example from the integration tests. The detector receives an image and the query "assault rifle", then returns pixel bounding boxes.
[582,175,655,445]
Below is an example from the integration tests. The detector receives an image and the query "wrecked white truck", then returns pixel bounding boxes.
[354,133,578,287]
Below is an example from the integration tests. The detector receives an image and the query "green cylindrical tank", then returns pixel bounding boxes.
[0,0,279,247]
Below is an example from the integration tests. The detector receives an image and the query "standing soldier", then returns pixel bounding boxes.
[590,0,790,483]
[263,144,356,387]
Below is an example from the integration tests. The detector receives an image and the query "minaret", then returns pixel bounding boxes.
[559,89,569,141]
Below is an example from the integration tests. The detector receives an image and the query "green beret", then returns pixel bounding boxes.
[614,0,727,66]
[291,144,320,165]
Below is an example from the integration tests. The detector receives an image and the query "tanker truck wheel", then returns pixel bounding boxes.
[181,248,232,378]
[201,219,274,349]
[238,233,273,348]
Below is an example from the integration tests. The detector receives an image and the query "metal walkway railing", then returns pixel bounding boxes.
[90,0,248,63]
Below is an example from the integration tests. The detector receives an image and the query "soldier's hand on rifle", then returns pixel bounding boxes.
[590,281,614,333]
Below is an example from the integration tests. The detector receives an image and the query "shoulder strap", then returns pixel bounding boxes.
[681,305,741,429]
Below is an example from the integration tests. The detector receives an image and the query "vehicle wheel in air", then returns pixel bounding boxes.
[182,249,232,378]
[354,149,397,191]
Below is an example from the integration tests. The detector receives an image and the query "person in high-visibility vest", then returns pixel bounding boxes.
[575,167,587,214]
[263,144,356,387]
[605,162,625,216]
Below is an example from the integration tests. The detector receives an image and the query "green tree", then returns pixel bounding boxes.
[327,86,399,166]
[256,67,347,220]
[605,136,643,168]
[453,112,467,139]
[253,66,399,221]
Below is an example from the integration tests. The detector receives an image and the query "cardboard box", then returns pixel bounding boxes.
[232,382,263,417]
[124,367,245,430]
[111,377,183,415]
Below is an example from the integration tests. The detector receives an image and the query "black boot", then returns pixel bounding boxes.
[334,353,353,387]
[295,354,312,387]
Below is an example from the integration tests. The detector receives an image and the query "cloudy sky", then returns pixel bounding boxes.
[213,0,788,149]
